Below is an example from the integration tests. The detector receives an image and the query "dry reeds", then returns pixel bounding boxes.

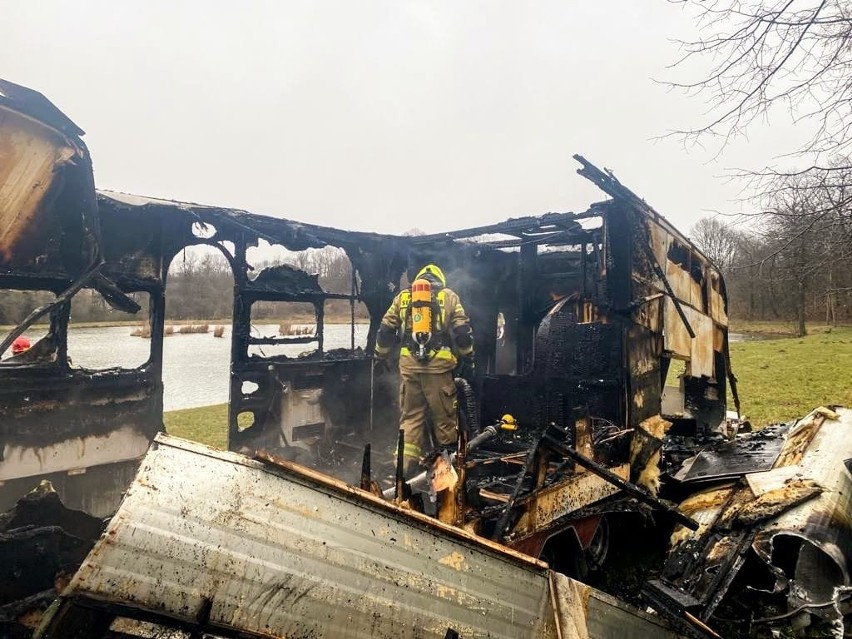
[178,323,209,334]
[130,325,151,338]
[163,324,210,335]
[279,322,315,336]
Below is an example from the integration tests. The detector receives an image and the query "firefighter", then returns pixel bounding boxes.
[374,264,474,475]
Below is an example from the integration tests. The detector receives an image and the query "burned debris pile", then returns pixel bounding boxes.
[0,483,103,638]
[1,77,849,637]
[648,407,852,638]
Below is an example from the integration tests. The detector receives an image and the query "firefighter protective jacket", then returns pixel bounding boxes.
[375,287,473,374]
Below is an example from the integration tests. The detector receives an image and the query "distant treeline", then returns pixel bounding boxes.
[1,246,368,327]
[9,213,846,337]
[691,210,852,335]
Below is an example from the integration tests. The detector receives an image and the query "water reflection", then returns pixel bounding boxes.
[66,324,369,411]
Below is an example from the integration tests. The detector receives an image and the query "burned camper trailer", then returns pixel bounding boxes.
[1,73,734,528]
[3,76,788,637]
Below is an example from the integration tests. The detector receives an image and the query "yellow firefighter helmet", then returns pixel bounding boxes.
[415,264,446,288]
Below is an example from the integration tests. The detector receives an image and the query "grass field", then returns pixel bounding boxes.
[729,325,852,427]
[162,325,852,446]
[728,319,837,336]
[163,404,229,449]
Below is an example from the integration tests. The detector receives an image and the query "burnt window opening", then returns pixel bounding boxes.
[245,240,301,278]
[0,288,56,364]
[303,246,355,296]
[167,246,233,321]
[161,243,234,414]
[248,301,319,359]
[660,356,687,418]
[494,307,518,375]
[709,270,721,292]
[245,243,355,295]
[323,298,370,353]
[67,291,152,370]
[236,411,256,432]
[191,220,217,240]
[667,240,704,285]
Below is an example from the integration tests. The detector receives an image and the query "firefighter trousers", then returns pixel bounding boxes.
[399,369,458,461]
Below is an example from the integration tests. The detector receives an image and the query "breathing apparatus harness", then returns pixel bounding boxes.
[399,277,450,363]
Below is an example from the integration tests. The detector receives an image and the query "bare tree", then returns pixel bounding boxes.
[669,1,852,324]
[689,217,743,271]
[668,1,852,162]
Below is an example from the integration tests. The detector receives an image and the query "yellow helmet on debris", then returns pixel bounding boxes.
[416,264,446,288]
[499,414,518,431]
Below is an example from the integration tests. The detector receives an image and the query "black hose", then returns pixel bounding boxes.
[454,377,479,436]
[467,425,497,452]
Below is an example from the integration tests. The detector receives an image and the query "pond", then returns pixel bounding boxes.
[63,323,370,411]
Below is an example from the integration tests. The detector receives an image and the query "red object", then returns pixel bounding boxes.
[11,336,31,354]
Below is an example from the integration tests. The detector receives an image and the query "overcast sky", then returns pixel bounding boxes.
[3,2,807,235]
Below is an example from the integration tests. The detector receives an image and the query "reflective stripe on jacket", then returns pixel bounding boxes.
[378,286,470,374]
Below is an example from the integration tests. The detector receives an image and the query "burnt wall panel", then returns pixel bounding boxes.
[604,205,633,311]
[684,352,727,435]
[482,318,624,433]
[626,324,663,426]
[97,206,166,284]
[0,369,161,447]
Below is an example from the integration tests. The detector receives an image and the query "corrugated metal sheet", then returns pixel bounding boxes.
[551,573,682,639]
[56,435,558,639]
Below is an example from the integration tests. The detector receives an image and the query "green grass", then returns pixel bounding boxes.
[162,326,852,446]
[728,319,846,336]
[730,326,852,427]
[163,404,229,449]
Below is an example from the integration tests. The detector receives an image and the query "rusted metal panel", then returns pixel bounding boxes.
[550,573,682,639]
[51,434,559,638]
